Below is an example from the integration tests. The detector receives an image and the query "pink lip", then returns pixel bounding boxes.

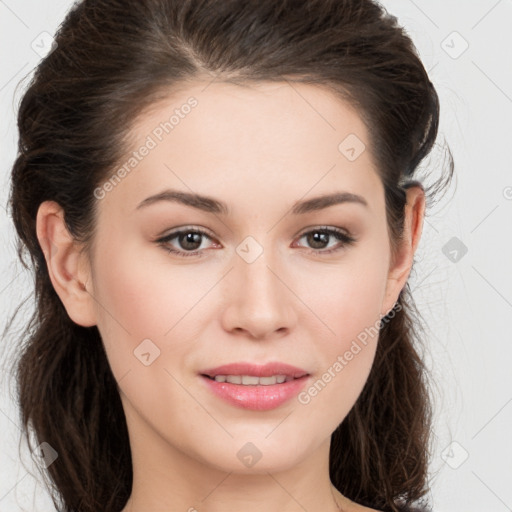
[200,362,309,379]
[199,362,310,411]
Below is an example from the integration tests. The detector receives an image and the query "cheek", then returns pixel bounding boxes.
[89,236,191,379]
[89,242,206,432]
[297,241,389,405]
[299,287,382,429]
[301,241,389,346]
[92,235,205,336]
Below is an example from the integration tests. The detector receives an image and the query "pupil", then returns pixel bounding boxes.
[308,231,328,249]
[180,232,201,250]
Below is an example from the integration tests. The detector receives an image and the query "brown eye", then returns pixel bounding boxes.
[177,231,203,251]
[295,227,355,254]
[156,227,218,258]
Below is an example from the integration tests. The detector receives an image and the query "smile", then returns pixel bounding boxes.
[205,374,296,385]
[199,362,311,411]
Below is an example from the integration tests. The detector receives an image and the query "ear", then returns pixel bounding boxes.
[381,185,426,316]
[36,200,97,327]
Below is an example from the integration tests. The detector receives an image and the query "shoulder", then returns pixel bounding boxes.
[344,501,432,512]
[397,504,433,512]
[340,500,381,512]
[332,488,431,512]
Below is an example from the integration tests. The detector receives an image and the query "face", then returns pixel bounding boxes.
[78,80,402,474]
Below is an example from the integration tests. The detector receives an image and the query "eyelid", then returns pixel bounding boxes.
[155,225,219,247]
[156,224,217,239]
[157,224,354,242]
[295,224,353,239]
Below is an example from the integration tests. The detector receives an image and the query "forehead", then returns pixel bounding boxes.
[98,79,384,219]
[133,79,370,156]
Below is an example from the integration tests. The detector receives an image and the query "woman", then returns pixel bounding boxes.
[8,0,453,511]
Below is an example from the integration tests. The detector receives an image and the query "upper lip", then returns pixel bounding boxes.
[200,362,309,379]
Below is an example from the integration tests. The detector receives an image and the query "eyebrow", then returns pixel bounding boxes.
[135,189,368,215]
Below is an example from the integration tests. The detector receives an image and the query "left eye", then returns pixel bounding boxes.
[294,227,355,253]
[156,226,356,258]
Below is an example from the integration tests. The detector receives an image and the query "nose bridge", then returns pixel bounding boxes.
[221,235,296,337]
[239,249,280,303]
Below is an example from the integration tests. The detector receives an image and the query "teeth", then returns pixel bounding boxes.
[212,374,292,385]
[261,375,282,385]
[242,375,259,385]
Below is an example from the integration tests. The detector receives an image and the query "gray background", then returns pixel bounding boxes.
[1,0,511,511]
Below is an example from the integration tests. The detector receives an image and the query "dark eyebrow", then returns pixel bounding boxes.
[136,190,229,215]
[135,189,367,215]
[291,192,368,214]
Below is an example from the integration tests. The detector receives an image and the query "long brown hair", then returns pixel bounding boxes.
[6,1,453,511]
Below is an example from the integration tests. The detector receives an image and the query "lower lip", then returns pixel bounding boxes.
[200,375,310,411]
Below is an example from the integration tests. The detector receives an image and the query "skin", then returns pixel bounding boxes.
[36,80,425,512]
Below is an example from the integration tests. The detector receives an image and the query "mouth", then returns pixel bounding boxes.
[199,362,310,411]
[202,374,300,385]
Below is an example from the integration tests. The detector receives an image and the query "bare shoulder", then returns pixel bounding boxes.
[341,501,382,511]
[331,486,431,512]
[343,499,429,512]
[350,503,382,512]
[332,488,383,512]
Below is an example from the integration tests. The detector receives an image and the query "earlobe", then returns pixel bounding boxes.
[381,186,426,315]
[36,201,97,327]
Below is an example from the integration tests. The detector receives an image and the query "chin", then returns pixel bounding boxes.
[192,437,309,475]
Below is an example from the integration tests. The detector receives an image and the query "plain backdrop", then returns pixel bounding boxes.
[1,1,511,511]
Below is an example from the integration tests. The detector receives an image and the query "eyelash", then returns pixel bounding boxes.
[156,225,356,259]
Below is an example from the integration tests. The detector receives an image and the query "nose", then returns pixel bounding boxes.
[220,247,298,340]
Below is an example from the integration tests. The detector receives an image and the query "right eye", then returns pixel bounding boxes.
[156,227,220,258]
